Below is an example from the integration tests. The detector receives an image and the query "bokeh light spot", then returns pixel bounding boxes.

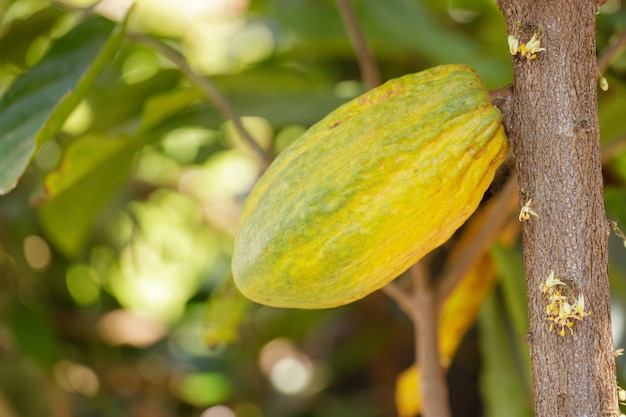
[137,353,169,384]
[201,405,235,417]
[612,300,624,345]
[234,402,264,417]
[53,360,100,397]
[23,235,51,270]
[66,264,100,305]
[184,15,273,75]
[122,50,160,84]
[259,338,314,395]
[175,372,231,406]
[35,139,62,172]
[333,80,363,99]
[97,309,165,347]
[62,100,93,136]
[107,190,216,323]
[162,126,217,163]
[222,116,273,156]
[273,124,306,154]
[270,356,313,395]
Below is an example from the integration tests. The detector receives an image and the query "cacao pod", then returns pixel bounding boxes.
[232,64,509,309]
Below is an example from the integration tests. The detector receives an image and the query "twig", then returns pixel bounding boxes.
[489,85,514,134]
[411,260,429,293]
[127,33,273,169]
[335,0,380,89]
[381,282,417,322]
[597,28,626,74]
[51,0,98,15]
[435,175,518,303]
[411,263,451,417]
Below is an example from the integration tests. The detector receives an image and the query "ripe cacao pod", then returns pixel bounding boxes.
[232,64,509,309]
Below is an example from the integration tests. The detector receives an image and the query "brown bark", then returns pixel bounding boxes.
[495,1,619,417]
[412,263,451,417]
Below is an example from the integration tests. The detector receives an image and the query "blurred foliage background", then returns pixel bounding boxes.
[0,0,626,416]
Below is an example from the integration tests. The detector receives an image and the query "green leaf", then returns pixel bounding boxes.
[606,187,626,275]
[139,87,204,133]
[37,81,199,258]
[0,4,65,68]
[599,74,626,144]
[203,278,251,348]
[37,83,202,257]
[491,243,529,338]
[479,293,533,417]
[276,0,510,87]
[179,66,352,130]
[0,13,126,195]
[7,302,59,368]
[487,243,534,410]
[37,134,138,257]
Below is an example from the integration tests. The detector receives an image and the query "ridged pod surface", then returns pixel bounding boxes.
[233,64,509,309]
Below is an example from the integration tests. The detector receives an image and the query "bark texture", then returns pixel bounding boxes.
[496,1,619,417]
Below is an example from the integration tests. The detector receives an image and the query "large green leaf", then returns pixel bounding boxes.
[275,0,510,87]
[0,13,126,195]
[160,66,353,131]
[36,85,207,257]
[38,134,138,257]
[484,243,533,414]
[606,187,626,274]
[491,243,529,338]
[479,293,533,417]
[7,301,59,368]
[599,75,626,144]
[0,4,65,68]
[203,277,251,348]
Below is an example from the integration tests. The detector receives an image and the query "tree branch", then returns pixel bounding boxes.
[489,85,514,135]
[496,2,618,416]
[411,263,451,417]
[335,0,380,89]
[127,33,273,169]
[381,282,417,322]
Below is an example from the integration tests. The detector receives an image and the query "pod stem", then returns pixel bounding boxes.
[411,263,452,417]
[335,0,381,89]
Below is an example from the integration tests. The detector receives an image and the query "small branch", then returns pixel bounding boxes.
[597,28,626,74]
[384,261,451,417]
[435,175,518,303]
[489,85,514,135]
[410,259,429,295]
[411,263,451,417]
[335,0,380,89]
[127,33,273,169]
[51,0,99,16]
[381,282,417,322]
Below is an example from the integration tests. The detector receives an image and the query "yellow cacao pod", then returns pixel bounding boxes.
[232,64,509,309]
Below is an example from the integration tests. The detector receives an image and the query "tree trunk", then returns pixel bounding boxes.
[495,1,619,417]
